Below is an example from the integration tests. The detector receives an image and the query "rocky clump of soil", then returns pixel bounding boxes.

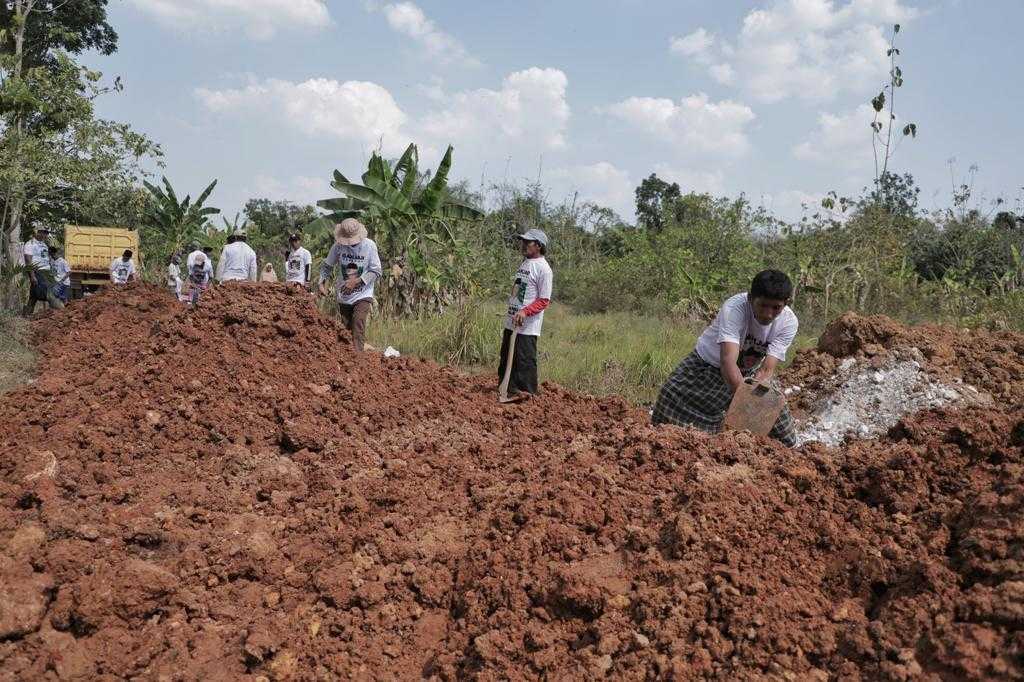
[1,284,1022,680]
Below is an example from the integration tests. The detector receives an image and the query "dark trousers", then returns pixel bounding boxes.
[497,329,539,395]
[339,299,371,351]
[23,276,59,316]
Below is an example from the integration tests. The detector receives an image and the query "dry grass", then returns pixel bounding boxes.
[0,312,35,394]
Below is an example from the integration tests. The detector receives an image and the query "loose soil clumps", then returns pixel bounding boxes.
[1,285,1022,680]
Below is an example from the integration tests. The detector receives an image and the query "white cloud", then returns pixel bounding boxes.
[126,0,330,40]
[670,28,715,59]
[195,67,571,174]
[418,67,571,155]
[603,93,756,158]
[195,78,409,154]
[760,189,827,221]
[671,0,919,102]
[381,2,480,67]
[548,162,635,218]
[793,103,877,167]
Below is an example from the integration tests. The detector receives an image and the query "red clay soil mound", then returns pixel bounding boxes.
[785,311,1024,412]
[1,285,1022,680]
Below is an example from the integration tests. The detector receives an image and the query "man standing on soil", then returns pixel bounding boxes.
[652,269,799,446]
[22,226,57,315]
[498,229,554,398]
[110,250,137,285]
[217,228,258,283]
[49,246,71,303]
[318,218,382,352]
[284,233,312,288]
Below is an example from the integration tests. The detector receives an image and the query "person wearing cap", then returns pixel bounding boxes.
[498,228,554,397]
[187,244,214,281]
[284,232,312,287]
[49,246,71,303]
[22,226,57,315]
[110,249,137,284]
[318,218,382,351]
[216,227,258,282]
[183,252,212,304]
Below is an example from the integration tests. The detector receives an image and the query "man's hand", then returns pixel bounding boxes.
[317,281,329,297]
[512,310,527,327]
[341,276,360,293]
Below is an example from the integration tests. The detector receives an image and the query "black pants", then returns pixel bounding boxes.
[497,329,539,395]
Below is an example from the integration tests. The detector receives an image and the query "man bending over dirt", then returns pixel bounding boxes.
[318,219,382,352]
[652,269,798,446]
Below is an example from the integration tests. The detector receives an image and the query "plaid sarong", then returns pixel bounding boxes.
[652,351,797,446]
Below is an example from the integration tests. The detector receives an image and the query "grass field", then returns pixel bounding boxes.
[0,312,35,395]
[368,300,818,405]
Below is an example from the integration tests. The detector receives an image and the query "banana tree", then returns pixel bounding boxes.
[313,143,483,316]
[141,177,220,269]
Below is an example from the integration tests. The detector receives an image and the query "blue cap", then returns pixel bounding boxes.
[517,228,548,247]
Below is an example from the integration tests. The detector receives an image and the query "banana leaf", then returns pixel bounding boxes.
[417,145,453,214]
[330,182,382,205]
[393,143,418,193]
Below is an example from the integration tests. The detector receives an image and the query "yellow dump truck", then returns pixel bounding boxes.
[64,225,142,298]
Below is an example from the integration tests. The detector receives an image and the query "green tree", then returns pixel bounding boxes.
[316,143,483,316]
[243,198,320,264]
[634,174,680,232]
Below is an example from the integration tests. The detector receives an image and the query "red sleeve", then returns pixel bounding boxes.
[521,298,549,316]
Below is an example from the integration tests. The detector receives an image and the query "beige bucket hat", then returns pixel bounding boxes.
[335,218,367,246]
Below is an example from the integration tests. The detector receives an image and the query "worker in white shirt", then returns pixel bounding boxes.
[167,254,182,298]
[186,244,213,281]
[22,226,59,315]
[110,250,137,285]
[49,246,72,303]
[216,227,258,282]
[284,233,312,287]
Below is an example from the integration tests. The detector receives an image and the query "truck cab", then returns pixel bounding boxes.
[64,225,142,298]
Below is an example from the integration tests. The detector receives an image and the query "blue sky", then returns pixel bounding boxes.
[84,0,1022,223]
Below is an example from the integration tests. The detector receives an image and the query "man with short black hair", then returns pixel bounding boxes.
[110,249,137,284]
[284,232,312,287]
[652,269,799,446]
[49,246,71,303]
[497,228,554,398]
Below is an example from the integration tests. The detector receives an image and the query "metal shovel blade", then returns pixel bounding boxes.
[723,381,785,437]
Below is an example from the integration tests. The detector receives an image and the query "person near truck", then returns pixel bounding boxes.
[216,227,258,283]
[110,249,137,285]
[22,226,58,315]
[318,218,382,352]
[498,228,554,398]
[284,232,312,287]
[49,246,71,303]
[652,269,799,447]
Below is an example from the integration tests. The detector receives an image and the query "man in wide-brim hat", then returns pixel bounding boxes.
[318,218,382,351]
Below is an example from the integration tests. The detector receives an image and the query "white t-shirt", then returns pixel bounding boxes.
[23,238,51,270]
[110,257,136,284]
[167,263,181,287]
[285,247,312,284]
[187,250,214,277]
[217,241,258,282]
[53,258,71,285]
[694,293,798,371]
[505,256,553,337]
[320,239,383,305]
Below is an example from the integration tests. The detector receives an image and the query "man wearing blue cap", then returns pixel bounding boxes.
[498,228,554,397]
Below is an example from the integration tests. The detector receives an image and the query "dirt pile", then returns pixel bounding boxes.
[1,285,1022,680]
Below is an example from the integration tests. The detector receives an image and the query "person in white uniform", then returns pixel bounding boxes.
[216,228,258,283]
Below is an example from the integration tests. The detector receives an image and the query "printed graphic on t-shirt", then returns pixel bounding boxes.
[738,334,769,370]
[113,262,131,282]
[343,261,365,291]
[507,269,528,315]
[287,256,303,276]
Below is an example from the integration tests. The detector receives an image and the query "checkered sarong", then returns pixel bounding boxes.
[652,351,796,446]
